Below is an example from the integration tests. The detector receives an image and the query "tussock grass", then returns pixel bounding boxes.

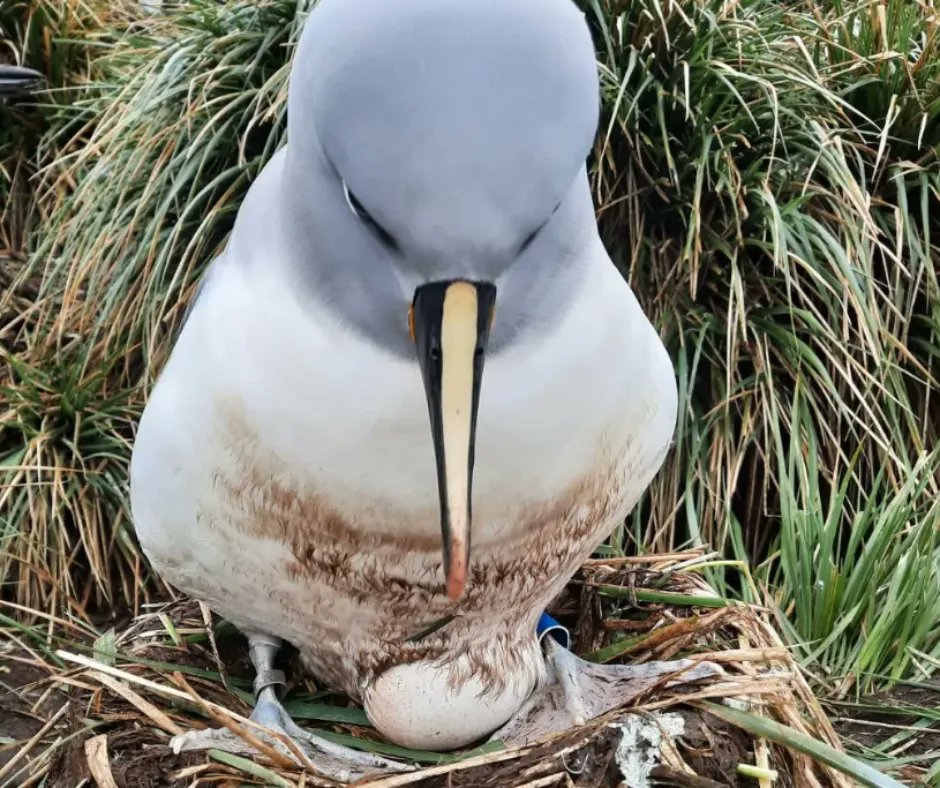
[765,408,940,693]
[0,0,114,251]
[589,0,940,688]
[2,0,300,620]
[0,0,938,705]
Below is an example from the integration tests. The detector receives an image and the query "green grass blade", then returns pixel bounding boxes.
[701,702,905,788]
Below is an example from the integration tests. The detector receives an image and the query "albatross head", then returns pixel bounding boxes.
[283,0,600,600]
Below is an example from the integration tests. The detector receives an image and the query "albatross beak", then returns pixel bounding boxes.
[411,280,496,601]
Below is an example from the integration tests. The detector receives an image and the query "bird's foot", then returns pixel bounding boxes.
[170,694,410,782]
[491,638,723,747]
[170,631,411,782]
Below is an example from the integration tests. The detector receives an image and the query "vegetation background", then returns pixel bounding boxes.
[1,0,938,778]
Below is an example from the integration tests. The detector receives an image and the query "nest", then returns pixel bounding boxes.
[4,551,857,787]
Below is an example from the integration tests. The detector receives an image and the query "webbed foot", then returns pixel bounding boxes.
[169,632,411,782]
[491,636,722,746]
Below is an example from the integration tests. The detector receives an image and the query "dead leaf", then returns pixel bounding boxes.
[85,734,118,788]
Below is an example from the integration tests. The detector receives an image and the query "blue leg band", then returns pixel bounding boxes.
[536,612,571,649]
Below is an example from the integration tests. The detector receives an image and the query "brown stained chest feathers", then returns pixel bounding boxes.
[218,454,626,613]
[207,404,637,695]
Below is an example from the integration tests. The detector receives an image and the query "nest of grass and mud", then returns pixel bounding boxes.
[3,550,906,788]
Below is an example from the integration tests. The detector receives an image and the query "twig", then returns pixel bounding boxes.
[90,670,184,735]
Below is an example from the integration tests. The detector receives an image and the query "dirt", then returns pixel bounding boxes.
[676,712,753,785]
[0,642,202,787]
[0,647,68,776]
[830,683,940,781]
[50,727,204,788]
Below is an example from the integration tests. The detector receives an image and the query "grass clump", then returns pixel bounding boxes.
[0,0,938,701]
[0,0,111,252]
[767,398,940,692]
[588,0,939,687]
[2,0,300,619]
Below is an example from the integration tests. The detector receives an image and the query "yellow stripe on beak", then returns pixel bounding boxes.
[438,283,478,599]
[411,279,496,601]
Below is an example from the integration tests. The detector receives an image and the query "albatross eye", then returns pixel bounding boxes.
[343,181,399,251]
[517,201,563,256]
